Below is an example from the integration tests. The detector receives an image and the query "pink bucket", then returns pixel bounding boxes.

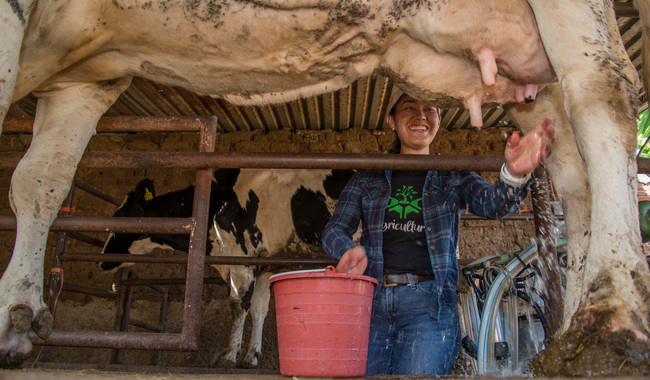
[270,266,377,377]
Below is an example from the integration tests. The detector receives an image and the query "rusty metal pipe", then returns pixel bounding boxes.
[111,271,137,363]
[61,283,117,299]
[29,330,196,351]
[74,179,123,207]
[0,151,506,171]
[119,278,225,287]
[63,253,188,264]
[0,213,556,233]
[155,287,170,366]
[113,269,125,332]
[461,214,537,221]
[0,215,192,233]
[2,116,209,133]
[62,252,337,266]
[115,271,137,363]
[3,151,650,173]
[129,318,165,333]
[179,116,216,347]
[65,231,107,248]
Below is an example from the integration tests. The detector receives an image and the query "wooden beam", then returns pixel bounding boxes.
[615,2,639,18]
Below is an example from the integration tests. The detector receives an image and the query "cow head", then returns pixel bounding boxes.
[99,178,175,271]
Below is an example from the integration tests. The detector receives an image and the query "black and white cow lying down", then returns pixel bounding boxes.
[101,168,354,367]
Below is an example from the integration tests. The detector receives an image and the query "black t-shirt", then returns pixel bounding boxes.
[382,170,433,276]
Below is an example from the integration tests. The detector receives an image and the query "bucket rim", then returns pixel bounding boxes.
[269,266,378,286]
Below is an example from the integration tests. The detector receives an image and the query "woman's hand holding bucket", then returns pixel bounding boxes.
[336,245,368,275]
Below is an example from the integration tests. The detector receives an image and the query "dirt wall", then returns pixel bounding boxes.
[0,124,536,369]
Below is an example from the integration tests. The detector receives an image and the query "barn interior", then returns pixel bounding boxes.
[0,0,648,377]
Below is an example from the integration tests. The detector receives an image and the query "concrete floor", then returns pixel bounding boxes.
[2,367,649,380]
[0,369,283,380]
[2,366,281,380]
[0,367,375,380]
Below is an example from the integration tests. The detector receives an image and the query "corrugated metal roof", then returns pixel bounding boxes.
[7,1,646,132]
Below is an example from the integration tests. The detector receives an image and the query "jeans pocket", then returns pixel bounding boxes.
[415,280,436,294]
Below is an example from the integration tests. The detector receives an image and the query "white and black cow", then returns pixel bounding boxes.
[1,0,650,373]
[101,168,354,367]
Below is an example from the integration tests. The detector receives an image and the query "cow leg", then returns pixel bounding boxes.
[525,0,650,375]
[241,271,272,368]
[218,301,248,367]
[216,265,256,367]
[0,1,35,127]
[0,78,130,367]
[506,83,591,337]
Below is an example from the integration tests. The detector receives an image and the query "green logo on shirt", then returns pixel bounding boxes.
[387,185,422,219]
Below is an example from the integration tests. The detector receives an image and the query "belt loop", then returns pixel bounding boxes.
[406,273,416,288]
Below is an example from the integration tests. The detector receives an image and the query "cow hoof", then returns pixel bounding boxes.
[0,350,29,369]
[240,352,259,368]
[239,360,258,369]
[9,305,33,334]
[215,356,238,368]
[32,309,54,339]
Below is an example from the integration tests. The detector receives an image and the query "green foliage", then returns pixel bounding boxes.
[637,109,650,158]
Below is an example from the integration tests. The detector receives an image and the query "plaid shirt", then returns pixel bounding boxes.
[322,167,531,319]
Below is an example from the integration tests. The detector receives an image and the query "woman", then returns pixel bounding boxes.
[321,90,553,375]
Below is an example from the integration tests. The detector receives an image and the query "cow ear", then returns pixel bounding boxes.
[324,170,355,199]
[213,168,240,188]
[135,179,156,202]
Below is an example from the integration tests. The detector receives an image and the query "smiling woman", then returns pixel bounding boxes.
[321,90,553,376]
[385,91,441,155]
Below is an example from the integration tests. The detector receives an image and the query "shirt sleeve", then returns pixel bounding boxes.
[460,169,532,220]
[322,172,364,260]
[499,163,532,188]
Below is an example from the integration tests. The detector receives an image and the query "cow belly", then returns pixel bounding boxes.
[18,1,381,105]
[17,0,555,110]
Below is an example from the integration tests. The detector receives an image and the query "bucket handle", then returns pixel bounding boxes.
[324,265,379,286]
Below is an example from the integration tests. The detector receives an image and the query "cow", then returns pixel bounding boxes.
[100,168,354,368]
[0,0,649,374]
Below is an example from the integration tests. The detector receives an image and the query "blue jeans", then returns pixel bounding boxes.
[365,280,461,375]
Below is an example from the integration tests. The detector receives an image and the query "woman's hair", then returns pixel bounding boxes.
[386,93,403,154]
[387,133,401,154]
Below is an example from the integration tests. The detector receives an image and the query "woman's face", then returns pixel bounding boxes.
[386,94,440,155]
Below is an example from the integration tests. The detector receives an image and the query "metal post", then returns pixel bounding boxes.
[179,116,217,349]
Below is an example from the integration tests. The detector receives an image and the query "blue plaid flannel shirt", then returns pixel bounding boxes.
[322,167,531,320]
